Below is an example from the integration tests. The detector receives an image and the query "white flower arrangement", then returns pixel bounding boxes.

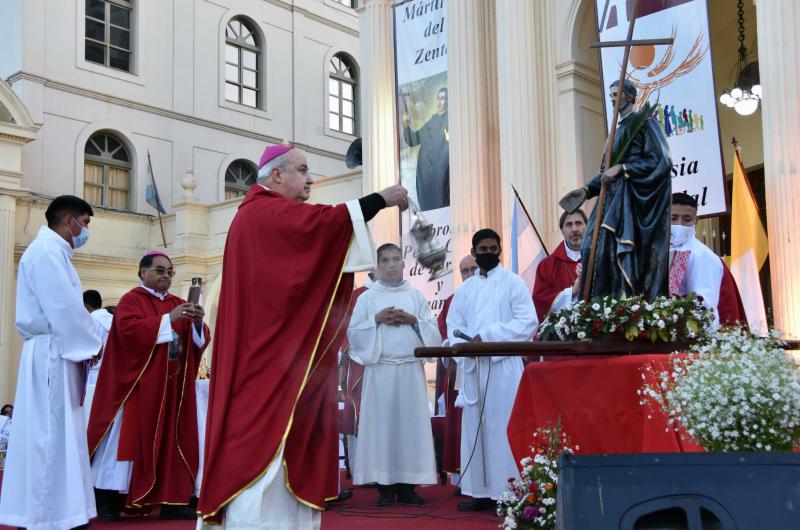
[640,327,800,452]
[538,293,712,343]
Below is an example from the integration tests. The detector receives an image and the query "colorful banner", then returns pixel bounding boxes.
[394,0,452,317]
[594,0,726,215]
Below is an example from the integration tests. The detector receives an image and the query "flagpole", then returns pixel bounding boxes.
[511,185,550,256]
[147,151,167,248]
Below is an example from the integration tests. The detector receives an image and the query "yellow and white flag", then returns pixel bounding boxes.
[730,145,769,334]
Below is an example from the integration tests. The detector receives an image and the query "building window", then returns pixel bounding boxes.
[84,132,131,210]
[225,18,261,108]
[329,54,357,135]
[332,0,356,7]
[225,160,257,199]
[85,0,133,72]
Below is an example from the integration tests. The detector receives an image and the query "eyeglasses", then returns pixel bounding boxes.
[149,267,175,277]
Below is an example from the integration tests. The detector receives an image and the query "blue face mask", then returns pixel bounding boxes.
[70,217,90,249]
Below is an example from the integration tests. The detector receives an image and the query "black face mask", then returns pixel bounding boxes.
[475,252,500,272]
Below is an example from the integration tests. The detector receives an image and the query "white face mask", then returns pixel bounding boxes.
[670,224,695,248]
[70,217,90,249]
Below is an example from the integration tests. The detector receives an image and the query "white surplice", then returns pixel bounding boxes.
[347,280,441,486]
[446,265,538,500]
[671,236,723,329]
[0,226,103,530]
[86,308,113,386]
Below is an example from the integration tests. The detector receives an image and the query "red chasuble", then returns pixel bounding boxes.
[339,286,367,436]
[436,294,461,473]
[197,186,356,524]
[718,258,747,327]
[532,243,579,322]
[87,286,210,507]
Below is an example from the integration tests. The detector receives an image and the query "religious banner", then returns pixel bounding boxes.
[594,0,726,215]
[394,0,452,317]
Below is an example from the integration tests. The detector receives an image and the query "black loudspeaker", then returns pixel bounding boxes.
[556,452,800,530]
[345,137,362,169]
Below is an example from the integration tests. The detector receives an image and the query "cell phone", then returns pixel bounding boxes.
[188,277,202,305]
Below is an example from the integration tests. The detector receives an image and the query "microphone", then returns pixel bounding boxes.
[453,330,474,342]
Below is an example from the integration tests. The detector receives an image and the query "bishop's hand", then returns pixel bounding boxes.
[170,302,196,324]
[379,185,409,212]
[559,188,587,214]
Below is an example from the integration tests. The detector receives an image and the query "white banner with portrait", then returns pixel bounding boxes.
[394,0,452,317]
[595,0,726,215]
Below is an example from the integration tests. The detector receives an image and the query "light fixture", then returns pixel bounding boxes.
[719,0,761,116]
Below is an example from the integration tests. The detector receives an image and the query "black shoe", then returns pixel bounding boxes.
[395,483,424,505]
[333,489,353,502]
[94,488,120,521]
[376,484,395,506]
[159,503,197,520]
[457,498,495,511]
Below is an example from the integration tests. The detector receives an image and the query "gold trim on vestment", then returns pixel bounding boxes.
[200,243,352,521]
[130,341,171,507]
[599,223,635,292]
[175,331,197,484]
[90,339,158,459]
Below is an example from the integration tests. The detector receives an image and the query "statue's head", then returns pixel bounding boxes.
[609,79,637,111]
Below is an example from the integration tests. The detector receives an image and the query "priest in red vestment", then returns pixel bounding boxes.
[436,255,477,477]
[87,251,210,520]
[197,145,408,528]
[532,210,586,322]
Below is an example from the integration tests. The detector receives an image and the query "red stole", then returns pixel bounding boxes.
[197,186,355,523]
[718,258,747,327]
[87,286,209,507]
[338,286,368,436]
[436,294,461,473]
[532,243,579,322]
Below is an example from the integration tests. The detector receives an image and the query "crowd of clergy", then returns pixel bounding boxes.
[0,143,743,530]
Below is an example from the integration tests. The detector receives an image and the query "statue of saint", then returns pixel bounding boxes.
[561,79,672,300]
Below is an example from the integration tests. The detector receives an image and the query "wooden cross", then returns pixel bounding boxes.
[581,0,674,301]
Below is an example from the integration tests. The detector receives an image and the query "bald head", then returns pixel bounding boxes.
[459,255,478,281]
[260,149,312,202]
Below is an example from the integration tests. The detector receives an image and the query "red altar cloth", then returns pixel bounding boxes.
[507,354,703,464]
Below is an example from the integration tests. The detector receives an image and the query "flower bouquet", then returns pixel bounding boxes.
[538,293,712,343]
[640,327,800,451]
[497,420,577,530]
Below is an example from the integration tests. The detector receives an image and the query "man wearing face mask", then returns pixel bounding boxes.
[446,229,538,511]
[670,193,746,329]
[0,195,104,530]
[347,244,441,506]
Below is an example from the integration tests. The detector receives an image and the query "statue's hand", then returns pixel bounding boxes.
[559,188,587,213]
[601,164,623,183]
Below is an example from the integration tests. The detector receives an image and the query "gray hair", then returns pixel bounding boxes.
[256,151,293,183]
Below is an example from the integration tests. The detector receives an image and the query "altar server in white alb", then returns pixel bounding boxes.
[446,228,538,512]
[347,243,442,506]
[0,195,103,530]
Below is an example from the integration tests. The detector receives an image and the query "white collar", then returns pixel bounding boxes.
[38,225,73,258]
[563,241,581,261]
[140,283,168,301]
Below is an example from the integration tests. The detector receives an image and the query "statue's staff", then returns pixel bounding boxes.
[581,0,642,301]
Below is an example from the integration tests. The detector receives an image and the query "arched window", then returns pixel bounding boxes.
[225,159,257,199]
[84,131,131,210]
[329,54,357,135]
[225,18,261,108]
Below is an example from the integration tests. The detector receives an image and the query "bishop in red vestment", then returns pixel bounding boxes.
[87,251,210,520]
[436,255,477,475]
[532,210,585,322]
[197,145,408,527]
